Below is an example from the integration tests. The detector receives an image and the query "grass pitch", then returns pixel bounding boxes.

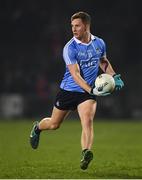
[0,119,142,179]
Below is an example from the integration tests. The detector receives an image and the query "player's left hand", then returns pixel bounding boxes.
[113,74,124,90]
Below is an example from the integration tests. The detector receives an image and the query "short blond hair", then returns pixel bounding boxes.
[71,11,91,25]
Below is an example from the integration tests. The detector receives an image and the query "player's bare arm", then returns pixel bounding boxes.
[99,56,124,91]
[67,63,91,93]
[99,56,116,76]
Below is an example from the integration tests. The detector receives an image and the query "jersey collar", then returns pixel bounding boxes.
[73,34,96,45]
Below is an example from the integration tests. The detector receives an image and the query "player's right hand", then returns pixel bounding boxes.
[90,85,110,96]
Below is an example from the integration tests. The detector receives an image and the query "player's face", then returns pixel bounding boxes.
[71,18,88,40]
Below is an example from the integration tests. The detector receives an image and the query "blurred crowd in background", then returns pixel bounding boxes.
[0,0,141,119]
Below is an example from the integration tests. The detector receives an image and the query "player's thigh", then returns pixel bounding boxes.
[51,106,70,125]
[77,100,97,122]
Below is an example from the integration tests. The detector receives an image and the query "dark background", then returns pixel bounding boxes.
[0,0,141,119]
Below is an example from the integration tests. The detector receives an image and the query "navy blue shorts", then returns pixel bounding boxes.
[54,88,96,111]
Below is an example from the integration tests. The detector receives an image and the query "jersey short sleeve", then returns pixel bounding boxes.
[98,38,106,58]
[63,44,77,65]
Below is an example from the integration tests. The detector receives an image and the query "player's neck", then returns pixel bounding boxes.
[81,32,91,44]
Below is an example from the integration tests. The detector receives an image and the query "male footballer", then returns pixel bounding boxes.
[30,11,124,170]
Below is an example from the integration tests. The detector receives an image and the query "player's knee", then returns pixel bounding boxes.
[83,117,93,127]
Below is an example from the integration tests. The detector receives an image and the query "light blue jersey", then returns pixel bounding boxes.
[60,34,106,92]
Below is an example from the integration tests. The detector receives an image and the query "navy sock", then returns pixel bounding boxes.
[35,125,41,134]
